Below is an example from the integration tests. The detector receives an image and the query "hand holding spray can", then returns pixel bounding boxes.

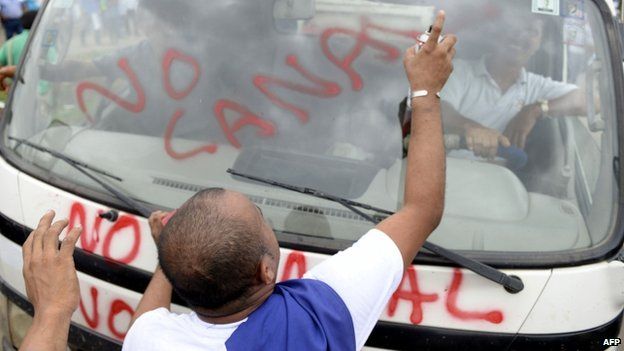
[407,25,444,109]
[414,25,433,53]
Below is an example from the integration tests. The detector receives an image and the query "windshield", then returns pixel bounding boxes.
[2,0,619,259]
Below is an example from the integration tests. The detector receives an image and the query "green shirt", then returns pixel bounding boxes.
[0,30,29,66]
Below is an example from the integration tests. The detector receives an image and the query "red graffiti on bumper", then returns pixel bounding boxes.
[78,284,136,341]
[388,267,439,324]
[280,251,307,281]
[446,268,504,324]
[68,202,142,264]
[388,267,504,325]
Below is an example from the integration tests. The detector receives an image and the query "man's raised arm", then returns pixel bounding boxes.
[377,11,456,268]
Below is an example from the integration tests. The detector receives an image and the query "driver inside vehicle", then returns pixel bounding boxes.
[439,2,588,160]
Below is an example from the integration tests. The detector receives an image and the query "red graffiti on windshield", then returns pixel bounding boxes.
[162,50,275,158]
[321,19,419,91]
[163,48,201,100]
[164,108,218,159]
[76,58,146,123]
[75,18,418,159]
[253,54,341,123]
[214,99,276,148]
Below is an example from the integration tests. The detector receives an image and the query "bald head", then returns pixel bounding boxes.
[158,188,273,310]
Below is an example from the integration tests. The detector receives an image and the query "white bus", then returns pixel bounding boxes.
[1,0,623,349]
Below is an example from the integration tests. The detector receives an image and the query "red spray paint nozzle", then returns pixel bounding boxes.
[161,210,177,226]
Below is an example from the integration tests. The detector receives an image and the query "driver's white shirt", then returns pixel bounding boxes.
[440,58,577,132]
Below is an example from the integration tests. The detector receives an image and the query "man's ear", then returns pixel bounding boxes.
[258,255,276,285]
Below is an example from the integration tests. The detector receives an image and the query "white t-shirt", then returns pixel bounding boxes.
[122,229,404,351]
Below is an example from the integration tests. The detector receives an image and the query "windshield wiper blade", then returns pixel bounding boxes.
[227,168,524,294]
[227,169,394,216]
[10,136,152,218]
[9,136,122,181]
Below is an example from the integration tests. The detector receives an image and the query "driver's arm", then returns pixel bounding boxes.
[527,73,589,117]
[441,100,482,135]
[503,78,590,149]
[376,13,456,268]
[547,89,587,116]
[441,100,511,161]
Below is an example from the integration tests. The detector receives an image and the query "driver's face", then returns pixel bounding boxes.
[493,17,544,66]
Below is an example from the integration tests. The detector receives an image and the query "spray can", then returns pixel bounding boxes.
[414,25,433,53]
[407,25,442,110]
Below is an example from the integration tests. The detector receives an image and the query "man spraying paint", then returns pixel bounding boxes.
[19,11,456,351]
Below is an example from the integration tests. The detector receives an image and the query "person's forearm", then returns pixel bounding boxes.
[376,10,453,268]
[383,96,446,268]
[441,101,482,134]
[548,90,586,117]
[404,96,445,226]
[19,310,72,351]
[129,267,172,327]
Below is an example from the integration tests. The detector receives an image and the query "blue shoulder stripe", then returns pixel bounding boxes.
[225,279,355,351]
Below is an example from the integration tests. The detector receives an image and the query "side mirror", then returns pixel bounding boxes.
[273,0,315,20]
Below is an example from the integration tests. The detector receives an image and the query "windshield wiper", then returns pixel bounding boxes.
[10,136,122,181]
[9,136,152,217]
[227,168,524,294]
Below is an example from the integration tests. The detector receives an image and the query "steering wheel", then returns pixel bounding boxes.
[443,134,529,171]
